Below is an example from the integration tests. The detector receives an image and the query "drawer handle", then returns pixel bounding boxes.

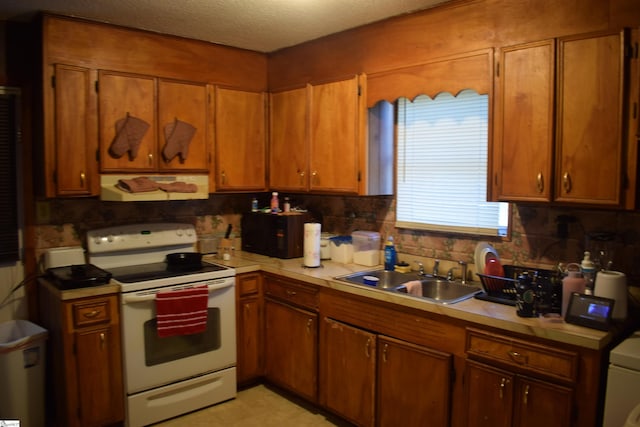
[306,318,313,334]
[508,350,528,364]
[365,337,371,359]
[286,290,297,297]
[83,309,101,319]
[100,332,105,349]
[523,384,530,405]
[382,343,388,363]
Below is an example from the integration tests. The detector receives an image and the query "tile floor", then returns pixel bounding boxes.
[153,384,352,426]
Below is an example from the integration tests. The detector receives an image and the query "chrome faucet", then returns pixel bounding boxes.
[414,261,426,276]
[433,259,440,277]
[459,260,468,284]
[446,267,457,281]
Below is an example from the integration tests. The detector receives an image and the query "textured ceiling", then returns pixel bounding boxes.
[0,0,449,53]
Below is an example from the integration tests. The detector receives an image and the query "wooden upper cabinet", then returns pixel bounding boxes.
[555,30,626,206]
[214,87,267,191]
[157,80,210,172]
[309,76,361,193]
[269,87,308,191]
[494,30,632,207]
[99,72,210,173]
[494,40,555,202]
[98,71,157,171]
[50,64,99,197]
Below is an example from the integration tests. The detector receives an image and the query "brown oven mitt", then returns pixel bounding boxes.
[163,118,196,162]
[109,113,150,160]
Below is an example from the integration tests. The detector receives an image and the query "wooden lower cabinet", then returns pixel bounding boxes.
[38,284,124,427]
[465,360,573,427]
[262,274,319,402]
[236,272,263,385]
[264,298,318,402]
[320,318,453,427]
[320,317,376,426]
[377,336,452,427]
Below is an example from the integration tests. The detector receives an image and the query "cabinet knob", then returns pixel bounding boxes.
[562,172,572,193]
[536,172,544,193]
[148,153,153,165]
[80,172,86,187]
[221,171,227,184]
[382,343,388,363]
[523,384,530,405]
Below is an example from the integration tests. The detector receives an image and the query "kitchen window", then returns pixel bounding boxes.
[395,89,509,236]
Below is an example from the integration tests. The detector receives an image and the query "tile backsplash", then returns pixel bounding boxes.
[33,194,640,283]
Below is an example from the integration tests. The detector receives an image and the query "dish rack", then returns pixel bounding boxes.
[475,265,562,310]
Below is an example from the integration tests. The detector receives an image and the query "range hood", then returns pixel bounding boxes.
[100,174,209,201]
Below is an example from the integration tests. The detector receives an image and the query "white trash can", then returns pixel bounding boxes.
[0,320,48,427]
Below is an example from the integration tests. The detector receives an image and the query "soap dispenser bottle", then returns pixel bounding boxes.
[384,236,397,271]
[581,251,596,294]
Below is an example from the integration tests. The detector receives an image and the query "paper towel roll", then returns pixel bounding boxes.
[303,223,321,267]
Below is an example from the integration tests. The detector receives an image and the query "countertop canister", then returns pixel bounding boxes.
[594,270,628,320]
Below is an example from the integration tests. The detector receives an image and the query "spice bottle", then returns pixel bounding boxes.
[283,197,291,212]
[270,192,279,213]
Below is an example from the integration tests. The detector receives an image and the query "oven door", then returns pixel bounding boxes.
[120,277,236,394]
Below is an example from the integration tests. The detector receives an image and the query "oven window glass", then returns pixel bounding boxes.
[143,308,221,366]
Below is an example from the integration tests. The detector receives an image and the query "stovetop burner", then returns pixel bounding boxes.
[108,261,228,284]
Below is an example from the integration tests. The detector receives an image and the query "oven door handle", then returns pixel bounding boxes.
[122,281,234,304]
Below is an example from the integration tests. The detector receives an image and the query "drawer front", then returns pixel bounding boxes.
[466,328,578,382]
[73,299,112,328]
[264,275,318,311]
[238,272,262,297]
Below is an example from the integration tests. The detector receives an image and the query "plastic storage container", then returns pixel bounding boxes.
[329,235,353,263]
[0,320,48,427]
[352,231,381,266]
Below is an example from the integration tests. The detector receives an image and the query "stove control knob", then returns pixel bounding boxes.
[107,234,114,243]
[93,236,102,245]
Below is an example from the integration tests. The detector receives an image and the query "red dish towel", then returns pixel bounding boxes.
[155,286,209,338]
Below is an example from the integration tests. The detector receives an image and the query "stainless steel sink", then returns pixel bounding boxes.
[394,277,482,304]
[336,269,421,289]
[335,270,481,304]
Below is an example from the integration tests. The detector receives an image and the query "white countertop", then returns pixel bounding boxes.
[206,252,639,350]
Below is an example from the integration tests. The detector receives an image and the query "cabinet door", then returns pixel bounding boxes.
[264,299,317,402]
[494,40,555,202]
[52,64,99,196]
[236,272,263,385]
[555,31,626,205]
[75,325,124,426]
[99,71,156,171]
[513,376,573,427]
[269,87,308,191]
[215,88,267,191]
[237,297,262,384]
[377,336,453,427]
[157,80,209,172]
[465,360,513,427]
[320,317,375,427]
[309,76,360,193]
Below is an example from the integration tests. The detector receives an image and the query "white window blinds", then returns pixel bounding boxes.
[396,90,508,236]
